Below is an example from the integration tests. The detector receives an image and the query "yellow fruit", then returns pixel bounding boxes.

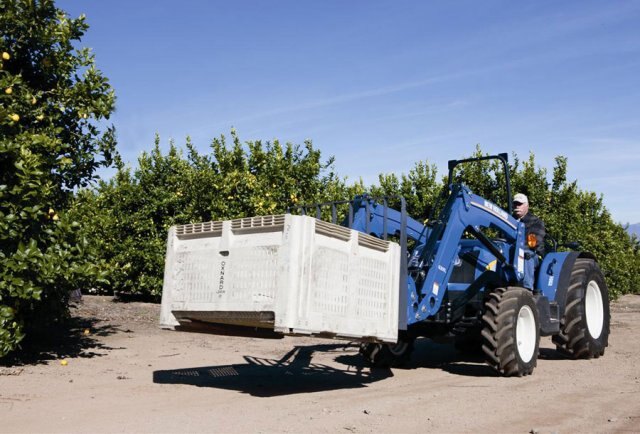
[5,87,12,95]
[36,114,44,121]
[60,360,68,366]
[31,96,37,104]
[48,208,55,216]
[9,114,19,122]
[2,52,9,60]
[52,214,59,221]
[83,329,90,335]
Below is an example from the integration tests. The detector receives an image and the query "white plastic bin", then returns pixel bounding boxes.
[160,214,400,343]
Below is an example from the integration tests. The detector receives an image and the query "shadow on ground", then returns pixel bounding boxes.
[538,347,572,361]
[154,337,575,395]
[0,311,120,367]
[153,339,496,396]
[403,338,571,376]
[153,343,393,397]
[392,338,499,377]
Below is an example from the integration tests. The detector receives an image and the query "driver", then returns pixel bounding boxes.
[512,193,546,257]
[512,193,546,290]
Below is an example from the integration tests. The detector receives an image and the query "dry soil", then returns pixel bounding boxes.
[1,294,639,433]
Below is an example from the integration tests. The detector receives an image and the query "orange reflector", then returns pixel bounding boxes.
[527,233,538,249]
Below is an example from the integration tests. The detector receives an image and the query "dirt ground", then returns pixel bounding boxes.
[1,295,639,433]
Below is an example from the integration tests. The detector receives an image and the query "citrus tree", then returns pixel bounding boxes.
[0,0,115,357]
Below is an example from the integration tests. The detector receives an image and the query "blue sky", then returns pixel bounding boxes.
[59,0,640,224]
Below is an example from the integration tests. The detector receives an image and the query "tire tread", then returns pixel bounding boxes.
[482,287,539,376]
[552,258,610,358]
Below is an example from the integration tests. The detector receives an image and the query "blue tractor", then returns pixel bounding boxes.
[292,153,610,376]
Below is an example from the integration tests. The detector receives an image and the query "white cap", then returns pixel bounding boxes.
[513,193,528,204]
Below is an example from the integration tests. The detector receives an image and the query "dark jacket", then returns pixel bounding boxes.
[521,212,546,256]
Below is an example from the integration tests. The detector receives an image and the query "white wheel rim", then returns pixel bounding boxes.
[585,280,604,339]
[516,305,537,363]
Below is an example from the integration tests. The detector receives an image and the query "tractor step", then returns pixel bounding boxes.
[535,294,560,336]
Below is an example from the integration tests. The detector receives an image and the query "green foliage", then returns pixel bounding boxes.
[71,130,347,297]
[369,161,441,221]
[0,0,115,357]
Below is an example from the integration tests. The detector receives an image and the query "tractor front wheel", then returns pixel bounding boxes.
[481,287,540,376]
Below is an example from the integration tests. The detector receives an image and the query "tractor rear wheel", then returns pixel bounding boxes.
[481,287,540,376]
[552,258,610,358]
[360,334,414,368]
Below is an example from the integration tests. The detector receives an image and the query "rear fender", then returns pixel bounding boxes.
[537,251,597,316]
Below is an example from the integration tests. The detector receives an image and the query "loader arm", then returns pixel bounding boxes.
[349,195,429,243]
[408,183,527,323]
